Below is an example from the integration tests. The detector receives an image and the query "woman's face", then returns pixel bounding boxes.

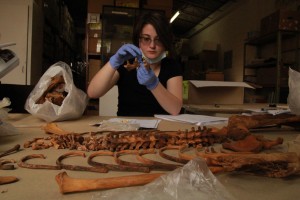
[139,24,165,60]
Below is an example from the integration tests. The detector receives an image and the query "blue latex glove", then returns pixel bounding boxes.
[109,44,142,69]
[137,62,159,90]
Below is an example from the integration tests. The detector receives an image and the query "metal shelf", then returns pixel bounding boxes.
[243,30,300,103]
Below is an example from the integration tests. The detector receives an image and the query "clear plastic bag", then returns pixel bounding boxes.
[25,61,89,122]
[287,67,300,115]
[92,158,236,200]
[0,97,19,136]
[98,120,139,131]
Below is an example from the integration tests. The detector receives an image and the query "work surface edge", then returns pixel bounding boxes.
[0,113,299,200]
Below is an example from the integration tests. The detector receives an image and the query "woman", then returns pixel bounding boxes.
[87,11,183,116]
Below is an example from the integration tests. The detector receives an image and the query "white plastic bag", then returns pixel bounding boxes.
[0,97,19,136]
[287,68,300,115]
[25,61,88,122]
[92,158,236,200]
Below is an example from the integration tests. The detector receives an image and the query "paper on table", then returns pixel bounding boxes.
[91,118,161,129]
[109,118,160,129]
[267,109,291,115]
[245,108,291,115]
[154,114,228,126]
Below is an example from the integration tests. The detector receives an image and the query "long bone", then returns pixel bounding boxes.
[55,171,164,194]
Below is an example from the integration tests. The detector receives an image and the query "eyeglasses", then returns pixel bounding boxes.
[139,36,162,46]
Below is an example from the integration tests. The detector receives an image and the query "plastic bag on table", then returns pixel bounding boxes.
[98,120,140,131]
[0,97,19,137]
[92,158,236,200]
[25,61,88,122]
[287,67,300,115]
[287,134,300,157]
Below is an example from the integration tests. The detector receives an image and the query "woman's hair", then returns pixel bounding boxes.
[132,11,176,58]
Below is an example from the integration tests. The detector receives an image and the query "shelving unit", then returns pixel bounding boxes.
[101,6,138,66]
[43,0,86,91]
[243,30,300,104]
[85,5,165,114]
[85,6,165,86]
[85,20,102,89]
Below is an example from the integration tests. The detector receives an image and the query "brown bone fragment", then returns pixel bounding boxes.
[204,152,300,178]
[88,151,149,172]
[0,176,19,185]
[227,114,300,140]
[137,149,182,171]
[222,135,284,153]
[17,154,60,170]
[222,135,263,153]
[36,75,65,105]
[42,123,72,135]
[159,146,189,164]
[55,171,164,194]
[0,144,20,158]
[0,159,16,170]
[178,145,197,161]
[56,151,108,173]
[114,150,150,172]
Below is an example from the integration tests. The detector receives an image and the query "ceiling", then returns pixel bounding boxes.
[171,0,233,38]
[63,0,233,39]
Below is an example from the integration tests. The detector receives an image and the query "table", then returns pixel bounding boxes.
[183,103,289,116]
[1,113,299,200]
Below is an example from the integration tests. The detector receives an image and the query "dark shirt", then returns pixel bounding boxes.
[117,57,182,116]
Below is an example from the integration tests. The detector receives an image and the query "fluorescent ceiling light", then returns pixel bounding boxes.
[170,11,180,23]
[111,11,128,15]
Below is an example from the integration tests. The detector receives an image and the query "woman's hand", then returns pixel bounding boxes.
[109,44,142,69]
[137,62,159,90]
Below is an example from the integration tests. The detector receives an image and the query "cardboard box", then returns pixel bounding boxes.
[89,59,101,66]
[88,30,101,38]
[260,10,300,35]
[205,72,224,81]
[88,38,101,53]
[87,13,101,23]
[88,0,114,13]
[183,80,254,105]
[88,59,101,81]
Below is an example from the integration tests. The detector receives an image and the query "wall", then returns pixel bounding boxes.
[0,0,43,85]
[188,0,300,82]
